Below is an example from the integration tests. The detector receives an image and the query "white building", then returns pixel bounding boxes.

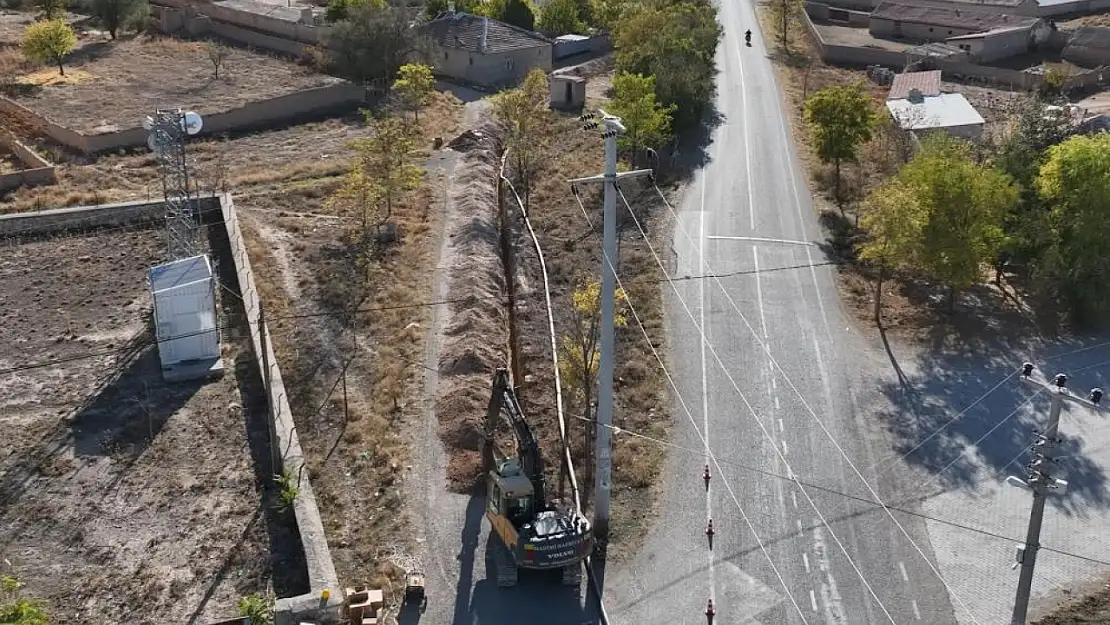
[886,89,986,139]
[149,254,221,381]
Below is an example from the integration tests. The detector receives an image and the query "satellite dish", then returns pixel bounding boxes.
[147,134,167,156]
[142,115,154,131]
[182,111,203,136]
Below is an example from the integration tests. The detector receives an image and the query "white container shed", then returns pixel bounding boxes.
[149,254,220,372]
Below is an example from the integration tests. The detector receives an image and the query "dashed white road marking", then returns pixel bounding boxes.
[792,490,799,509]
[898,561,909,583]
[802,552,811,574]
[778,418,785,432]
[809,589,818,612]
[753,247,768,339]
[796,519,803,532]
[911,599,922,620]
[774,396,781,410]
[707,234,816,247]
[772,376,778,389]
[782,440,789,456]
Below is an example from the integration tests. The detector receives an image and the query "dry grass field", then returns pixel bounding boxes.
[0,228,305,624]
[10,34,339,134]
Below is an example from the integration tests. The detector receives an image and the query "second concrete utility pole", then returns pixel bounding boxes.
[1007,363,1103,625]
[569,111,653,544]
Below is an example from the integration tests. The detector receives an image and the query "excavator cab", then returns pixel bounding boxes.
[482,367,592,588]
[488,459,535,527]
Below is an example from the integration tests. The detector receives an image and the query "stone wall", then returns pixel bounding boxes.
[0,131,57,193]
[0,82,365,155]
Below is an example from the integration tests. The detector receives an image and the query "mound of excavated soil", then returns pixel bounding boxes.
[436,117,509,492]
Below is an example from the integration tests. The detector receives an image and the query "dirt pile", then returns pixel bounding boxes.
[436,119,509,491]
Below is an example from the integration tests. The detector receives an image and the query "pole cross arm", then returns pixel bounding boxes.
[1020,375,1106,411]
[568,169,655,186]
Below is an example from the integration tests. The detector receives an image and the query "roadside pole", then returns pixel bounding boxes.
[569,110,653,545]
[1008,363,1103,624]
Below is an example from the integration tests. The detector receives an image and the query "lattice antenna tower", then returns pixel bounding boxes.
[148,108,200,260]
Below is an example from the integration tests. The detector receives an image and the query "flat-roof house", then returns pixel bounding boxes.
[870,0,1050,62]
[418,11,552,88]
[886,90,986,139]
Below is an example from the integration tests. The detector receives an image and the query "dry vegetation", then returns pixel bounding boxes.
[2,69,464,602]
[517,109,670,556]
[758,4,1038,344]
[423,66,670,556]
[232,92,464,593]
[10,34,340,133]
[0,228,302,623]
[1034,581,1110,621]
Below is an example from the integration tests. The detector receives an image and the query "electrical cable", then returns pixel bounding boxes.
[629,183,972,623]
[556,409,1110,569]
[569,191,811,623]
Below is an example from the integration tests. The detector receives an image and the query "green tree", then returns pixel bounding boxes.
[0,576,47,625]
[91,0,148,39]
[36,0,66,20]
[897,133,1018,311]
[990,96,1076,268]
[501,0,536,30]
[324,3,429,82]
[859,180,924,323]
[608,72,675,164]
[424,0,480,19]
[769,0,802,52]
[325,0,385,22]
[803,83,877,212]
[590,0,626,30]
[1034,133,1110,326]
[22,19,77,77]
[558,278,627,494]
[353,114,423,221]
[491,67,549,209]
[613,0,721,130]
[392,62,435,122]
[538,0,585,35]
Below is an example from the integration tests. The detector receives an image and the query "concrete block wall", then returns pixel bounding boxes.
[217,193,343,625]
[0,82,365,155]
[799,10,1084,91]
[552,33,612,60]
[153,0,330,44]
[0,131,57,192]
[0,199,169,237]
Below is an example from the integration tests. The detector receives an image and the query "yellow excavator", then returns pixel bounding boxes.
[482,367,594,587]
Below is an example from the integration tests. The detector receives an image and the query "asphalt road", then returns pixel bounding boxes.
[602,2,965,624]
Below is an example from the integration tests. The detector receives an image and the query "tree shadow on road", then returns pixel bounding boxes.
[870,329,1110,515]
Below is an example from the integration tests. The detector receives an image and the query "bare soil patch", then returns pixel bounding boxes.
[434,119,512,492]
[1033,575,1110,624]
[11,34,340,134]
[0,227,304,623]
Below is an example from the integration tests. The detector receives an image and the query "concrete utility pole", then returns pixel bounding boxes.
[569,110,653,543]
[1008,363,1103,625]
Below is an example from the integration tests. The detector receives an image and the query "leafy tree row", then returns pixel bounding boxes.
[612,0,722,133]
[805,82,1110,327]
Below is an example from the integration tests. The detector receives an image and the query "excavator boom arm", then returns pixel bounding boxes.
[483,367,547,506]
